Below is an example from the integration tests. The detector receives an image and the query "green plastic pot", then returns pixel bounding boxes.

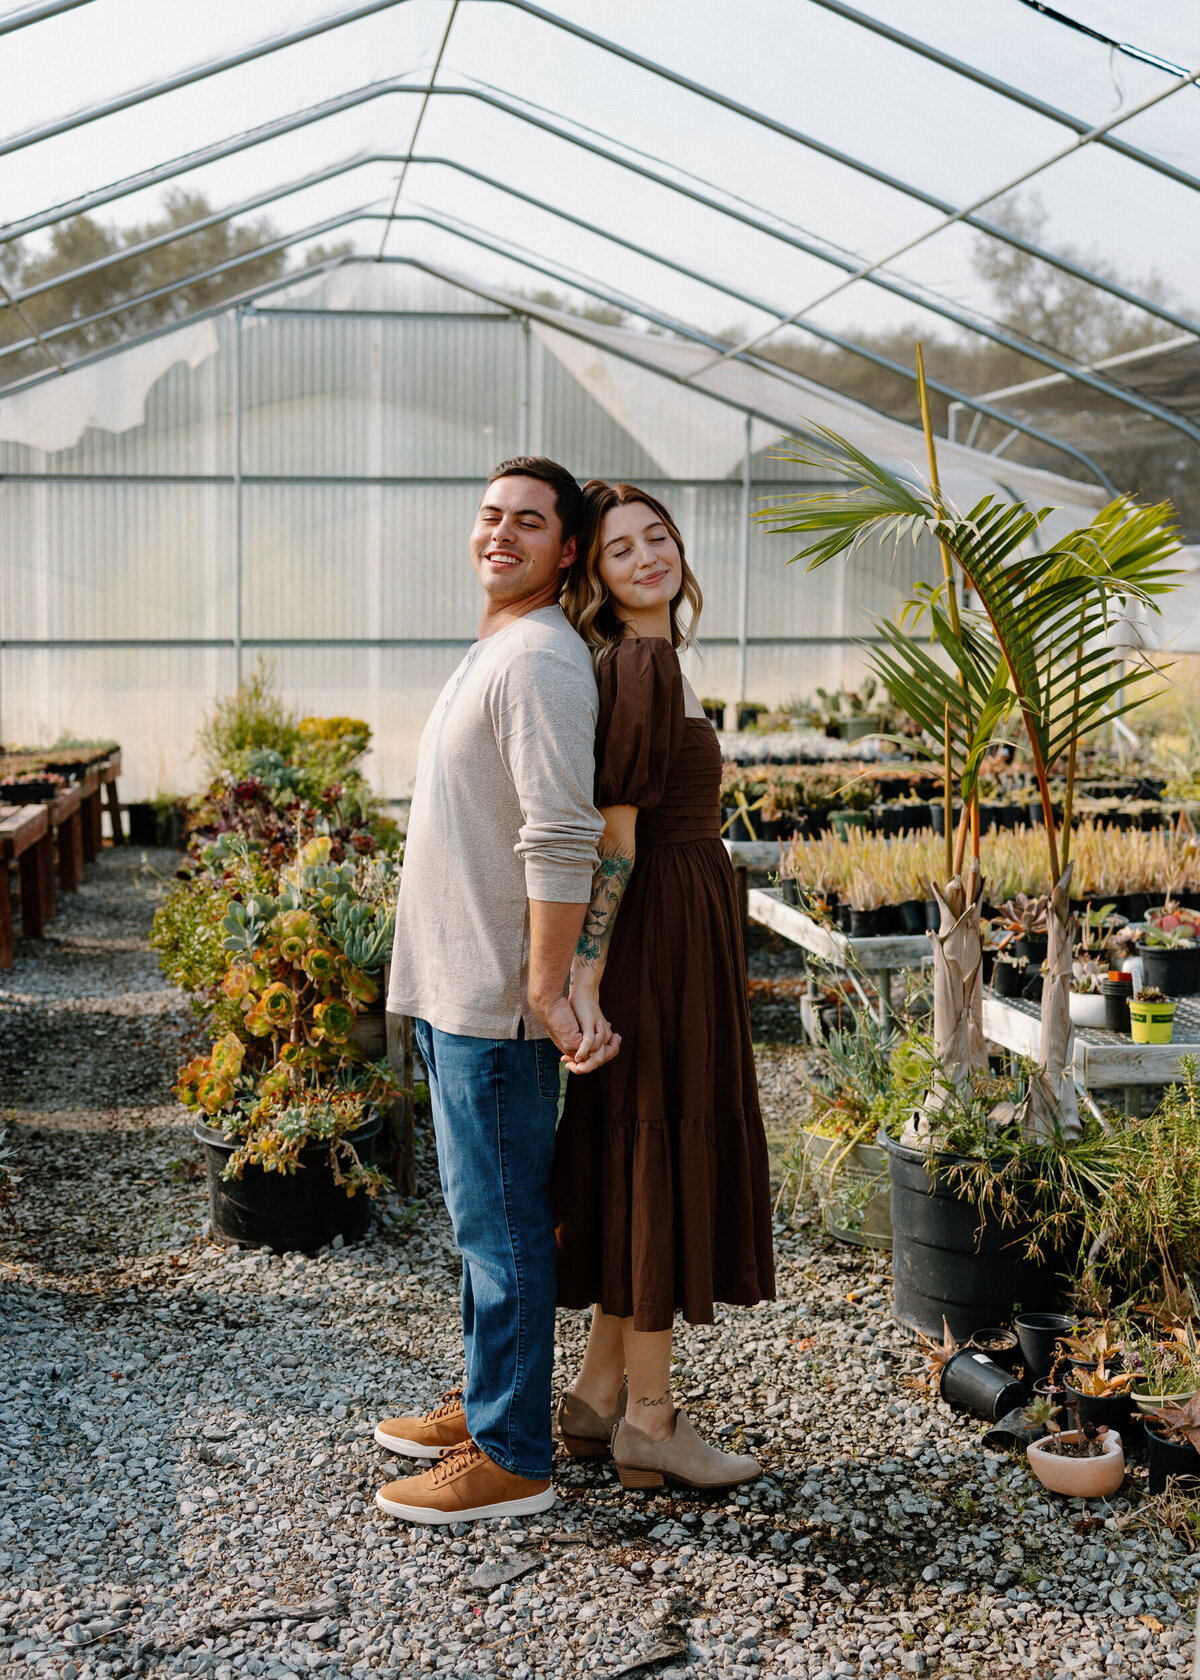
[1128,998,1177,1044]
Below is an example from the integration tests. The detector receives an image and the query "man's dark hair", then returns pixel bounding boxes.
[485,456,584,543]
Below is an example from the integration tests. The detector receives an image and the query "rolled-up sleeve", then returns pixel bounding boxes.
[496,646,603,903]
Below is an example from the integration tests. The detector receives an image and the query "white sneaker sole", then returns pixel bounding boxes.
[373,1424,455,1458]
[374,1486,556,1524]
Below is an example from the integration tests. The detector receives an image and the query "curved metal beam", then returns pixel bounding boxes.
[801,0,1200,195]
[22,138,1195,447]
[378,212,1118,489]
[4,155,381,305]
[0,0,94,35]
[0,0,412,160]
[4,75,1195,446]
[0,206,377,364]
[3,49,1195,349]
[0,182,1114,494]
[0,144,1132,481]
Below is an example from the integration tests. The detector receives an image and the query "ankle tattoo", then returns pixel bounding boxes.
[636,1392,672,1409]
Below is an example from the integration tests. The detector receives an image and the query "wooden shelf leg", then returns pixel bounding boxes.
[17,847,45,939]
[37,831,56,922]
[81,793,99,862]
[105,779,125,844]
[0,864,13,969]
[58,813,81,892]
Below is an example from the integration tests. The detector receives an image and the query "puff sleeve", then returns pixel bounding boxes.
[594,638,687,809]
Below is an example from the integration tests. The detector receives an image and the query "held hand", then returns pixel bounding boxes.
[561,978,621,1076]
[532,993,587,1061]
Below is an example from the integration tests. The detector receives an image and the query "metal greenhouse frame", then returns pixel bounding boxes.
[2,0,1196,794]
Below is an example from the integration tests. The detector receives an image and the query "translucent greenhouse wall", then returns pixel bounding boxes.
[0,271,948,802]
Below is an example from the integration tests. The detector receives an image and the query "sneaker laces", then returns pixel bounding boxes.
[426,1387,464,1422]
[430,1440,482,1487]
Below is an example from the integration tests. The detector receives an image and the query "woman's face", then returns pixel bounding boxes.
[596,501,682,622]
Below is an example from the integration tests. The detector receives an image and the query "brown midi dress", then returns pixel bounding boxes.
[552,638,776,1332]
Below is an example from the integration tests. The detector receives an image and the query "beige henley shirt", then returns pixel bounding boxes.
[386,604,603,1040]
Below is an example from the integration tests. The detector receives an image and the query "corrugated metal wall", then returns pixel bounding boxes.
[0,271,931,799]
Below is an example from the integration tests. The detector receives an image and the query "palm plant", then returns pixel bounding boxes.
[761,361,1180,1137]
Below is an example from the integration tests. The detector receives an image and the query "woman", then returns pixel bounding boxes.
[552,480,776,1491]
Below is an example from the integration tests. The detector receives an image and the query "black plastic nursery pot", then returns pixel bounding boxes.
[940,1349,1026,1421]
[966,1327,1020,1372]
[850,906,896,938]
[896,899,925,934]
[1013,935,1049,966]
[195,1111,382,1253]
[1066,1385,1135,1440]
[923,900,941,931]
[1145,1422,1200,1496]
[1140,943,1200,997]
[1015,1312,1076,1387]
[990,960,1026,999]
[1100,978,1132,1034]
[883,1134,1067,1343]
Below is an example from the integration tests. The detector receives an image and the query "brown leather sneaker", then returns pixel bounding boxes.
[374,1388,469,1459]
[376,1440,555,1525]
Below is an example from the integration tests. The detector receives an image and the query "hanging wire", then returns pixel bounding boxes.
[374,0,458,259]
[1014,1,1197,82]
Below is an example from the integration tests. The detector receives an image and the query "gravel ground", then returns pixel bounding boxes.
[2,850,1199,1680]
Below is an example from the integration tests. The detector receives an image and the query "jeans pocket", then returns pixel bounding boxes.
[534,1038,562,1104]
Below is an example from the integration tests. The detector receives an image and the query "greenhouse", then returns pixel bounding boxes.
[4,4,1200,1679]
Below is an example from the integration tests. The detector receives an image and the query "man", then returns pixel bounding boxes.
[374,457,618,1525]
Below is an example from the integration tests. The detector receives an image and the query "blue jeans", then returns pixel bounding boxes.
[413,1018,561,1480]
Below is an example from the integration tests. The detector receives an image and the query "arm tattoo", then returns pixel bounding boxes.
[575,840,634,966]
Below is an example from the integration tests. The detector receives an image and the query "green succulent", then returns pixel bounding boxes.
[331,899,395,971]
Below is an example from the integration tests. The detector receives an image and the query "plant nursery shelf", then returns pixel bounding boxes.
[746,887,932,969]
[982,991,1200,1090]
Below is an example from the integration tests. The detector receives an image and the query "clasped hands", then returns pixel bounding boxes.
[534,977,620,1076]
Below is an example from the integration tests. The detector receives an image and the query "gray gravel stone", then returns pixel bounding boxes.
[1,851,1197,1680]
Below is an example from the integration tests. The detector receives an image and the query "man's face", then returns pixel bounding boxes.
[469,474,576,607]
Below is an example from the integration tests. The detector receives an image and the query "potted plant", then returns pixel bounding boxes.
[1128,987,1177,1044]
[1141,1393,1200,1495]
[177,848,403,1251]
[760,359,1180,1338]
[1023,1401,1125,1498]
[1130,1325,1200,1415]
[1139,924,1200,997]
[1068,956,1107,1029]
[701,696,726,725]
[1061,1327,1136,1435]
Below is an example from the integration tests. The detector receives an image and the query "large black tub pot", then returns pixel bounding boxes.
[1140,943,1200,997]
[884,1132,1067,1343]
[1016,1312,1077,1387]
[195,1111,381,1253]
[1145,1421,1200,1496]
[940,1349,1025,1421]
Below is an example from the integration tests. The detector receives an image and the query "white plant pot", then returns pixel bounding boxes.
[1069,992,1108,1029]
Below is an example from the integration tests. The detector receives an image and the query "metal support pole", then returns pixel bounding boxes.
[234,307,244,685]
[737,412,753,705]
[520,316,532,453]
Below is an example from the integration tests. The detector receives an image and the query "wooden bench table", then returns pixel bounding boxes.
[45,783,84,892]
[983,987,1200,1113]
[0,803,52,967]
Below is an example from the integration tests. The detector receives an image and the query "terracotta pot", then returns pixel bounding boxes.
[1026,1429,1125,1498]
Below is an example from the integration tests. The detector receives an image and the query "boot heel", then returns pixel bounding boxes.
[561,1433,609,1460]
[617,1466,663,1490]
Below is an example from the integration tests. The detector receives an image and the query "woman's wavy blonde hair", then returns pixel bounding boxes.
[560,479,703,667]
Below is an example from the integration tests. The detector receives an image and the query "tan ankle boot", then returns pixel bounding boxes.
[612,1411,761,1490]
[556,1383,628,1459]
